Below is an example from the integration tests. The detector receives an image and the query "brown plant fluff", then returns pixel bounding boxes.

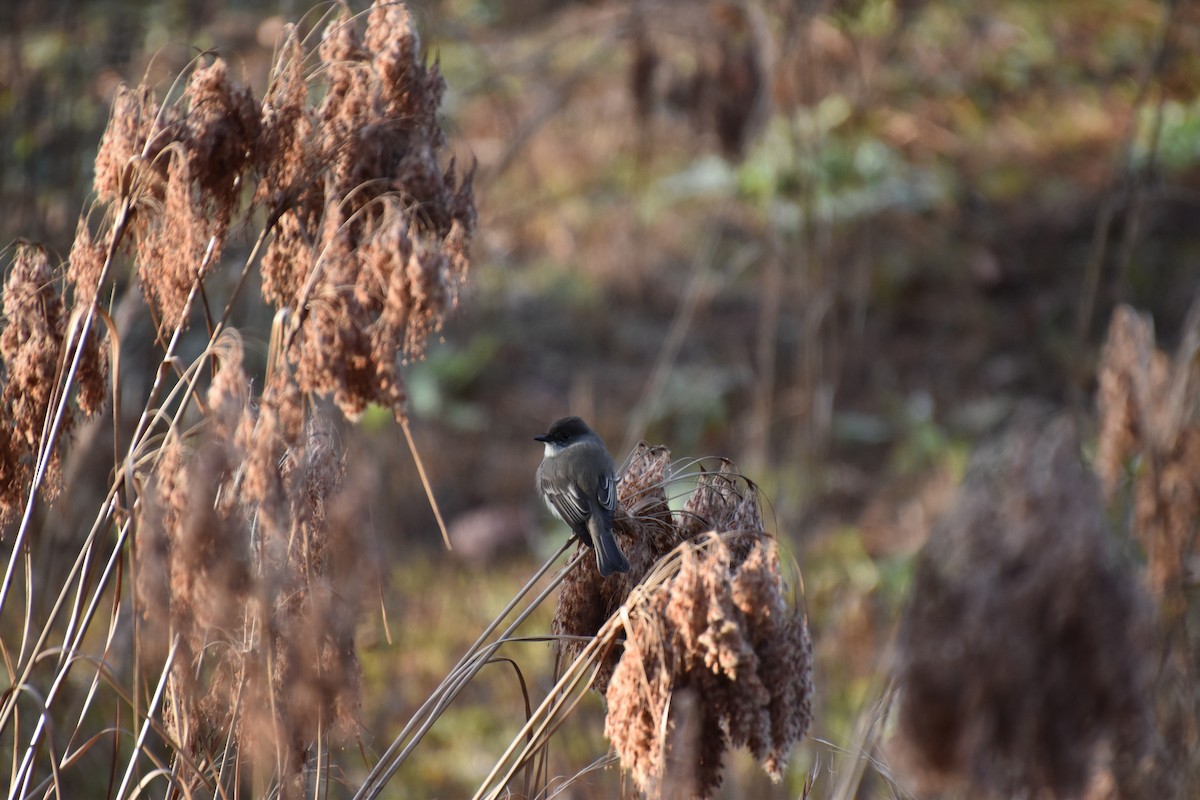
[0,244,70,524]
[66,216,107,310]
[893,415,1154,799]
[677,459,765,563]
[255,0,475,420]
[134,55,259,330]
[92,84,176,209]
[94,57,258,331]
[553,443,681,689]
[604,534,814,798]
[65,219,111,415]
[255,24,315,226]
[182,58,260,225]
[1096,305,1200,600]
[135,154,211,327]
[133,340,362,792]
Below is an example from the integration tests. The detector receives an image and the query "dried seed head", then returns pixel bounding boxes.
[135,153,209,327]
[256,24,314,213]
[894,415,1154,798]
[183,57,260,222]
[1096,304,1200,601]
[63,225,113,415]
[0,244,69,522]
[67,217,107,310]
[605,535,813,798]
[254,0,475,421]
[72,320,109,417]
[553,442,812,796]
[93,84,176,206]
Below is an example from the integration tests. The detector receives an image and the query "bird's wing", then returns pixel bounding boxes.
[597,470,617,518]
[541,478,591,531]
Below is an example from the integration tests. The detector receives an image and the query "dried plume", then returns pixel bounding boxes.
[258,1,476,420]
[85,0,474,408]
[604,534,813,798]
[553,443,814,797]
[1096,303,1200,600]
[93,84,176,209]
[134,336,364,792]
[893,415,1156,798]
[65,219,111,415]
[0,244,69,524]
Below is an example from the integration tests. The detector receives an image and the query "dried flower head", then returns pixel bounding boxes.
[183,57,260,221]
[893,414,1154,798]
[254,0,475,420]
[93,84,176,207]
[133,336,363,789]
[136,154,211,327]
[604,534,813,798]
[552,442,813,797]
[256,24,315,217]
[1096,304,1200,600]
[0,244,69,523]
[66,216,108,310]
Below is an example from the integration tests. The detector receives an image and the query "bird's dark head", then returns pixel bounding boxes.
[535,416,596,450]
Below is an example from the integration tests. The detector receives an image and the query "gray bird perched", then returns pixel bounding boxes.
[535,416,630,576]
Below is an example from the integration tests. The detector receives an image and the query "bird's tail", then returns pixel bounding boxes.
[588,515,630,577]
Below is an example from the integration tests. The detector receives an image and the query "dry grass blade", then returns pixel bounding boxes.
[352,540,579,800]
[400,415,452,550]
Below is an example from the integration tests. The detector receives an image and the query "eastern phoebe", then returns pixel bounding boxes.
[535,416,631,576]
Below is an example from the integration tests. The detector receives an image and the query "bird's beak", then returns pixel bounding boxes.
[534,434,550,443]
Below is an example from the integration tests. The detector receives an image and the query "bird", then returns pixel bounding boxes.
[535,416,630,577]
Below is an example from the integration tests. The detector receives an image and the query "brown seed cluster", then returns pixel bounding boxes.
[553,444,814,798]
[0,244,68,521]
[85,0,474,415]
[0,243,108,527]
[92,52,261,329]
[134,337,364,792]
[258,4,475,419]
[605,534,814,798]
[893,415,1154,798]
[1096,303,1200,601]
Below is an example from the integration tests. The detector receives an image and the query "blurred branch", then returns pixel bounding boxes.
[1073,0,1179,358]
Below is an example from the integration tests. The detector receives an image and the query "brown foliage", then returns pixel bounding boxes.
[893,415,1156,798]
[1096,304,1200,601]
[553,444,814,798]
[134,337,364,792]
[257,2,476,420]
[0,244,71,524]
[604,534,812,799]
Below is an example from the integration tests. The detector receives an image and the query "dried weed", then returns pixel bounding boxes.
[893,415,1158,798]
[553,444,814,798]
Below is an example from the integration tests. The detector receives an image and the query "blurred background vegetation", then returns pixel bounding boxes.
[3,0,1199,795]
